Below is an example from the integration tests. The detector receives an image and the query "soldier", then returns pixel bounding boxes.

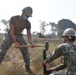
[43,28,76,75]
[0,6,35,75]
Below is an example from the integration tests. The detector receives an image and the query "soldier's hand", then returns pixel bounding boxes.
[14,42,20,48]
[42,60,47,66]
[30,42,35,48]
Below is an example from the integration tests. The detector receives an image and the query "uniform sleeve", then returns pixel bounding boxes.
[46,44,65,63]
[53,63,67,71]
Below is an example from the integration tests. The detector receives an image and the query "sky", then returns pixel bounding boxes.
[0,0,76,33]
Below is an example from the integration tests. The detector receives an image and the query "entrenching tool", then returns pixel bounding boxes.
[43,41,49,75]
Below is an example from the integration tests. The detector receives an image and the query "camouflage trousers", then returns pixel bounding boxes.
[51,69,76,75]
[0,33,30,66]
[53,70,67,75]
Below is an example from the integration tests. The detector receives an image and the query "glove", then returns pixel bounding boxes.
[14,41,19,45]
[14,41,20,48]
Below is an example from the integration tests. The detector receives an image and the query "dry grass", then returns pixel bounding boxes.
[0,35,65,75]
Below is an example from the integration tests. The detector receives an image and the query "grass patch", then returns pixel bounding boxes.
[0,36,64,75]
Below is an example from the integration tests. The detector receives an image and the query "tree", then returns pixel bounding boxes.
[39,20,57,38]
[0,19,9,32]
[49,22,57,35]
[57,19,76,36]
[39,20,46,37]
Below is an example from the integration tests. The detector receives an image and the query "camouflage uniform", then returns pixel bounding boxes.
[46,42,76,75]
[54,70,67,75]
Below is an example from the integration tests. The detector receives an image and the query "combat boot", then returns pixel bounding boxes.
[25,65,35,75]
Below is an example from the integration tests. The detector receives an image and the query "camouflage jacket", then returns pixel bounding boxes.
[46,42,76,75]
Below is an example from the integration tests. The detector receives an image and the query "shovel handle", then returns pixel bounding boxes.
[14,45,45,48]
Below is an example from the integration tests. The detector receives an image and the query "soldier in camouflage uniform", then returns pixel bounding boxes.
[0,6,35,75]
[43,28,76,75]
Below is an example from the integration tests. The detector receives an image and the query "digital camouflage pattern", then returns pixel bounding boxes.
[49,70,67,75]
[0,33,30,66]
[46,42,76,75]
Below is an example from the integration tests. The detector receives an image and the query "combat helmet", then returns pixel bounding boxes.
[62,28,76,37]
[22,6,33,17]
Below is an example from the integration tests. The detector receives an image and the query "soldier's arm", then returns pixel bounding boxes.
[51,63,67,71]
[10,24,17,43]
[45,49,62,63]
[45,45,65,63]
[46,63,66,74]
[27,29,33,44]
[27,29,35,48]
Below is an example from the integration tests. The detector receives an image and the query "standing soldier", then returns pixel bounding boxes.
[0,6,35,75]
[43,28,76,75]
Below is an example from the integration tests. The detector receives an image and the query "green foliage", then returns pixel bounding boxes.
[57,19,76,36]
[39,20,46,36]
[0,19,9,32]
[39,20,57,38]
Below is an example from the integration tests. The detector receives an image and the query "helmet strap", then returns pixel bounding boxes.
[68,36,71,39]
